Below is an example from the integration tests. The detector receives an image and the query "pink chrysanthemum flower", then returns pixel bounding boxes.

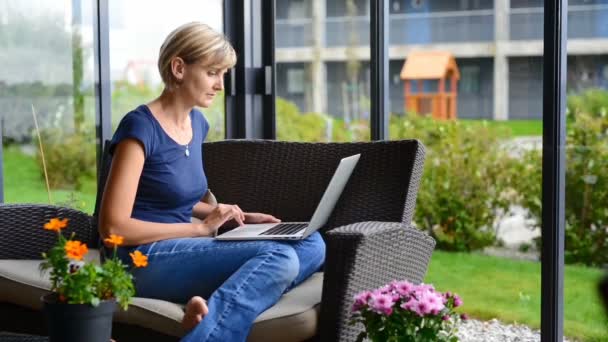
[370,293,394,316]
[422,290,445,313]
[352,291,372,312]
[453,294,463,308]
[393,280,415,297]
[401,297,418,313]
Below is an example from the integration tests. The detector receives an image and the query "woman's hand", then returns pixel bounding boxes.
[201,204,246,234]
[244,212,281,224]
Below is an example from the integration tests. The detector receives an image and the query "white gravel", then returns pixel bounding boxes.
[457,318,573,342]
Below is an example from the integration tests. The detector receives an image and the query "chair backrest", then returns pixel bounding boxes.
[203,139,425,232]
[93,139,426,234]
[0,204,95,259]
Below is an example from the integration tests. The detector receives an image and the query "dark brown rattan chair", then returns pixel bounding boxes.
[0,139,435,342]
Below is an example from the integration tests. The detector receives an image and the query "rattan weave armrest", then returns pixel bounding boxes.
[319,221,435,342]
[0,204,95,259]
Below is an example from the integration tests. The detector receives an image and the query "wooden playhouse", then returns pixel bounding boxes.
[400,51,460,120]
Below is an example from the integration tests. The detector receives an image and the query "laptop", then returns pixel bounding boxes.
[215,154,360,240]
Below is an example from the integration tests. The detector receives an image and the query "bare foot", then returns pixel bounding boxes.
[182,296,209,331]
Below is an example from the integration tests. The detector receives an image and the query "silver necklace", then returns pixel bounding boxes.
[172,123,191,158]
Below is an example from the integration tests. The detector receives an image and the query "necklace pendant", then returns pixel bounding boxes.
[185,146,190,157]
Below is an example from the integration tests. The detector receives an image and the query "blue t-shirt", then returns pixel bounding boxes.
[110,105,209,223]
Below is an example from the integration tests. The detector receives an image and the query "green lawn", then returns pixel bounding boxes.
[426,251,608,342]
[3,146,96,213]
[461,119,543,137]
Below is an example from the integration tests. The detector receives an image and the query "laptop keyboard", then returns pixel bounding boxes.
[260,223,308,236]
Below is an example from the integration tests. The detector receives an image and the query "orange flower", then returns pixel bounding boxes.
[44,218,69,232]
[129,250,148,268]
[64,240,88,261]
[104,234,124,247]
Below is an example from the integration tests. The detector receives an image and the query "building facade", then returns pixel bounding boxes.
[275,0,608,120]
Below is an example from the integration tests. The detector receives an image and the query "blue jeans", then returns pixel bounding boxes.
[116,232,325,342]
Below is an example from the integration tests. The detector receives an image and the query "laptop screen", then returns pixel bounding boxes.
[303,154,360,236]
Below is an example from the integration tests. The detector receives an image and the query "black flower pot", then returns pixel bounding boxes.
[42,293,117,342]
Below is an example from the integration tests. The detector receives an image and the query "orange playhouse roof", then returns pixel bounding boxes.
[400,51,460,80]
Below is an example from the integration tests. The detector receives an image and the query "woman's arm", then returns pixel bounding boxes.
[99,139,212,246]
[192,201,216,220]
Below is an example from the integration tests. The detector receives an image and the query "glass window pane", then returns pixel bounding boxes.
[0,0,97,212]
[389,1,548,340]
[565,2,608,341]
[108,0,225,141]
[276,0,371,142]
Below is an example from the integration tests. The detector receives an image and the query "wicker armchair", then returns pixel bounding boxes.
[0,139,435,342]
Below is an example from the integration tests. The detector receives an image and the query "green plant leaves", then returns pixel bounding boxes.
[514,88,608,266]
[41,235,136,309]
[398,114,516,252]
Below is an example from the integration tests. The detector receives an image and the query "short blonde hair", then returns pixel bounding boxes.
[158,22,237,89]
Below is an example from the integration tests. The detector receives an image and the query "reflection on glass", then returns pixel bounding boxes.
[108,0,225,141]
[276,0,371,142]
[0,0,97,212]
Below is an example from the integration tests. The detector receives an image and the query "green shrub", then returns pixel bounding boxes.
[35,128,96,190]
[275,97,371,142]
[276,97,330,142]
[391,114,519,251]
[567,88,608,121]
[515,89,608,266]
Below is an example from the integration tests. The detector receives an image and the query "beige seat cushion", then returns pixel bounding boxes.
[0,250,322,342]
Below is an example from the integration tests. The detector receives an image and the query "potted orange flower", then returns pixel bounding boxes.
[39,217,148,342]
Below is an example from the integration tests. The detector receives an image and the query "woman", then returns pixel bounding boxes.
[99,22,325,342]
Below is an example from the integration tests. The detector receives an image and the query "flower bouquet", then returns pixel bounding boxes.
[39,217,148,342]
[350,280,466,342]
